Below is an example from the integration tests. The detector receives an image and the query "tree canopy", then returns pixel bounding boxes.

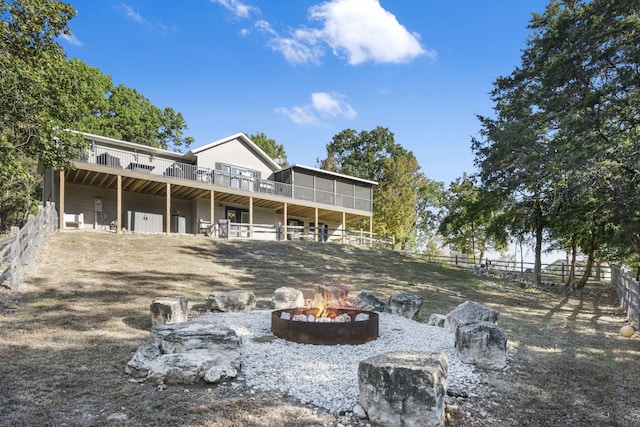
[0,0,193,232]
[248,132,287,167]
[472,0,640,283]
[318,127,440,249]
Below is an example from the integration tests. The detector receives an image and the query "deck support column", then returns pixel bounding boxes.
[314,208,319,241]
[342,211,346,244]
[283,202,288,240]
[166,183,171,235]
[58,170,65,230]
[249,196,253,239]
[210,190,215,235]
[117,175,122,234]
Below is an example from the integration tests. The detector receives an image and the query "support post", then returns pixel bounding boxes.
[58,170,65,230]
[283,202,288,240]
[249,196,253,239]
[117,175,122,233]
[166,183,171,235]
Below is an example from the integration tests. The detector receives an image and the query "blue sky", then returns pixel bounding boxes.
[62,0,550,186]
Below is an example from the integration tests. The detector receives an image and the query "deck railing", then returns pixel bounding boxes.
[76,145,372,212]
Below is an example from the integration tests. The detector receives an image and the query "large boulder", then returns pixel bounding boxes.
[126,315,242,384]
[386,294,423,320]
[455,321,507,370]
[207,290,256,312]
[354,291,386,312]
[358,351,448,427]
[150,296,188,325]
[444,301,499,333]
[272,287,305,309]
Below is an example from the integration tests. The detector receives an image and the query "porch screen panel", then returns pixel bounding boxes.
[315,176,334,205]
[354,184,372,211]
[294,173,314,201]
[336,181,354,209]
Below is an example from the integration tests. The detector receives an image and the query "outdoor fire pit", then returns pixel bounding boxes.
[271,307,379,345]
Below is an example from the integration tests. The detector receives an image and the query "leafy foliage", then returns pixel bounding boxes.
[0,0,193,232]
[318,127,440,249]
[473,0,640,277]
[248,132,287,166]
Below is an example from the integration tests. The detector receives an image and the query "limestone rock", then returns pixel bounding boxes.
[272,287,305,309]
[455,321,507,370]
[126,315,242,385]
[151,315,242,354]
[207,290,256,312]
[150,296,188,325]
[125,344,162,378]
[354,291,386,312]
[358,350,448,427]
[386,294,423,320]
[428,314,446,327]
[444,301,499,333]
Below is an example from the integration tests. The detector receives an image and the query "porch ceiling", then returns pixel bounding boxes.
[63,168,369,224]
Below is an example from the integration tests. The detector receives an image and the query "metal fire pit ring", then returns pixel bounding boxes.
[271,308,379,345]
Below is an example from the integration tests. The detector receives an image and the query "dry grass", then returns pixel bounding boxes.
[1,232,639,426]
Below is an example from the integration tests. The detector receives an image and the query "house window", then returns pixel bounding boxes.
[221,164,258,191]
[221,164,257,178]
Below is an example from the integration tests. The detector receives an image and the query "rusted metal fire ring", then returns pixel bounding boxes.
[271,308,379,345]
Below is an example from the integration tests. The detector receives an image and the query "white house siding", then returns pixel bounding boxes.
[63,183,118,229]
[195,138,275,179]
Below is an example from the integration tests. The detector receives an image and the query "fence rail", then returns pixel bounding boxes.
[612,266,640,328]
[210,222,395,249]
[421,254,612,283]
[0,202,58,291]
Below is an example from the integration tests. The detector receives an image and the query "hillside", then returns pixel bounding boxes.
[1,232,638,426]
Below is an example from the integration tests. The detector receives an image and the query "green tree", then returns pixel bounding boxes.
[0,0,194,232]
[0,0,83,233]
[439,175,508,264]
[474,0,640,278]
[318,127,432,249]
[248,132,287,166]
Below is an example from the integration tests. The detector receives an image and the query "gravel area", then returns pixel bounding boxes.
[208,310,481,415]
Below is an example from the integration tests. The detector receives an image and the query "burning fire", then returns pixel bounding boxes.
[285,284,360,322]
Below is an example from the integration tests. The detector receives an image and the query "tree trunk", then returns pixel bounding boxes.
[576,236,596,290]
[565,235,576,288]
[534,215,543,285]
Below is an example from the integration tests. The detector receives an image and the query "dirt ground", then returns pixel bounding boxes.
[1,232,639,426]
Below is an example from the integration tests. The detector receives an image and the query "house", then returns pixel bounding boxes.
[43,131,378,242]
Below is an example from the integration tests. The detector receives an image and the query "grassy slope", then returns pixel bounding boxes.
[1,232,639,426]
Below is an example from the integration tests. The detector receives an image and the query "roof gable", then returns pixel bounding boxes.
[189,132,280,171]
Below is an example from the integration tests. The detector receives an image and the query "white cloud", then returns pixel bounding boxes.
[117,4,175,36]
[215,0,433,65]
[210,0,259,19]
[276,106,320,126]
[120,4,147,25]
[311,92,357,118]
[308,0,433,65]
[60,33,83,47]
[277,92,357,125]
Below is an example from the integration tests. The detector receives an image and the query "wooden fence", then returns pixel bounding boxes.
[611,266,640,328]
[0,202,58,291]
[216,222,395,249]
[420,254,612,283]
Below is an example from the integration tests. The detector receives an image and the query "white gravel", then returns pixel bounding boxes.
[209,310,480,414]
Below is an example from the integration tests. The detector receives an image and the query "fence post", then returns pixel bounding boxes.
[9,226,21,291]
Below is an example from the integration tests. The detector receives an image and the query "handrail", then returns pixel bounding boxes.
[75,145,373,212]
